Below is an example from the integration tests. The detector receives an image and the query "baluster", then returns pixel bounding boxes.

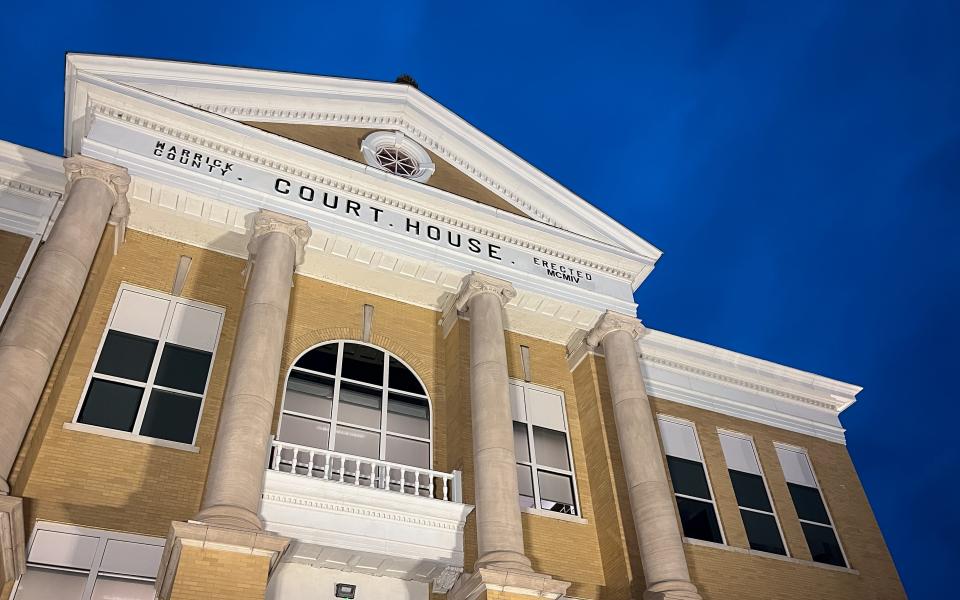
[354,459,362,486]
[271,443,280,471]
[323,453,331,480]
[339,456,346,482]
[370,462,377,488]
[442,476,449,501]
[428,473,435,499]
[399,468,406,494]
[308,450,315,477]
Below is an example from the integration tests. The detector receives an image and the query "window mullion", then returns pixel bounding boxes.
[131,302,175,435]
[328,341,344,452]
[378,354,389,461]
[79,536,109,600]
[525,412,541,509]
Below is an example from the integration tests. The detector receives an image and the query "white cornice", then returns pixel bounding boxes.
[63,54,663,275]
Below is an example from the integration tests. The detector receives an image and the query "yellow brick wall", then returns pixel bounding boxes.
[170,546,269,600]
[0,230,31,309]
[587,353,905,600]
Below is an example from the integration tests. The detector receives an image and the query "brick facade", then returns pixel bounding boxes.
[4,230,904,599]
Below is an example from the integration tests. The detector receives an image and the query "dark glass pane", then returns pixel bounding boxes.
[532,426,570,470]
[387,392,429,438]
[340,343,384,385]
[154,344,212,394]
[517,464,535,508]
[139,389,202,443]
[676,496,723,543]
[338,382,382,428]
[538,470,577,515]
[385,434,429,468]
[788,483,830,524]
[78,379,143,432]
[95,331,157,382]
[802,522,847,567]
[741,510,786,555]
[285,371,334,419]
[334,425,380,459]
[279,414,330,450]
[729,470,772,512]
[295,343,339,375]
[513,422,531,462]
[388,357,425,395]
[667,456,711,500]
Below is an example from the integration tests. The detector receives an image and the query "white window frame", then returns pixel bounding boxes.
[774,442,849,568]
[360,131,436,183]
[511,379,583,521]
[658,414,727,545]
[69,283,224,451]
[718,429,789,557]
[11,521,163,600]
[278,340,434,468]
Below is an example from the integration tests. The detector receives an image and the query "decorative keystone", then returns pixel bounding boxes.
[585,310,644,348]
[248,209,313,266]
[454,272,517,312]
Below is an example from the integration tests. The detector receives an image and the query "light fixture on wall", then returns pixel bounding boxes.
[335,583,357,599]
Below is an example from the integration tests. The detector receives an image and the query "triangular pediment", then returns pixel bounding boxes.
[64,54,661,266]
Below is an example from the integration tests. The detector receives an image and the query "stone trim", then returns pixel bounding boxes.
[247,209,312,266]
[447,567,571,600]
[0,496,25,586]
[585,309,643,348]
[454,272,517,312]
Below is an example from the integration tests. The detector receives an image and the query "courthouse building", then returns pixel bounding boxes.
[0,55,904,600]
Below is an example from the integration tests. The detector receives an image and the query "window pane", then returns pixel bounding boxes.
[388,357,425,395]
[334,424,380,459]
[139,389,202,443]
[337,382,383,429]
[666,456,712,500]
[729,470,772,512]
[386,393,429,438]
[741,510,786,555]
[517,464,535,508]
[91,576,156,600]
[676,497,723,543]
[13,566,87,600]
[788,483,830,524]
[385,435,429,468]
[95,331,157,382]
[295,343,339,375]
[285,372,334,419]
[802,522,846,567]
[532,426,570,471]
[537,470,577,514]
[78,379,143,432]
[340,343,384,385]
[513,422,530,463]
[154,344,212,394]
[279,414,330,449]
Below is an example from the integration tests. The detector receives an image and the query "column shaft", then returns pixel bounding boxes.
[197,211,310,530]
[468,291,531,571]
[0,159,128,492]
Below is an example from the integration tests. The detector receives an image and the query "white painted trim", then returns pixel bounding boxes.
[63,54,663,264]
[360,131,435,183]
[520,507,588,525]
[62,422,200,453]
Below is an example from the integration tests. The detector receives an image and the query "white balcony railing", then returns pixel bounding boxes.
[268,439,463,503]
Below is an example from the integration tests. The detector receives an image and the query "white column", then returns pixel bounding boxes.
[196,209,311,530]
[455,273,532,572]
[0,156,129,492]
[587,311,702,600]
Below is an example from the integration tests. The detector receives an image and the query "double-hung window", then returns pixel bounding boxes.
[718,430,787,555]
[74,284,223,446]
[12,522,163,600]
[658,416,724,544]
[510,380,580,516]
[775,443,847,567]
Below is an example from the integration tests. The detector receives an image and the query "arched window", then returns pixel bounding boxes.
[278,341,432,470]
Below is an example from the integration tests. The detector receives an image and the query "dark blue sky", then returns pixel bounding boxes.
[2,2,955,597]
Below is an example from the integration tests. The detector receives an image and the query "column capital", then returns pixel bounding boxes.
[585,310,644,348]
[248,209,312,265]
[63,155,130,210]
[454,272,517,312]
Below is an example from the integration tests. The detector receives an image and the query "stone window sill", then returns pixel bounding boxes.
[63,422,200,453]
[521,506,588,524]
[682,537,859,574]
